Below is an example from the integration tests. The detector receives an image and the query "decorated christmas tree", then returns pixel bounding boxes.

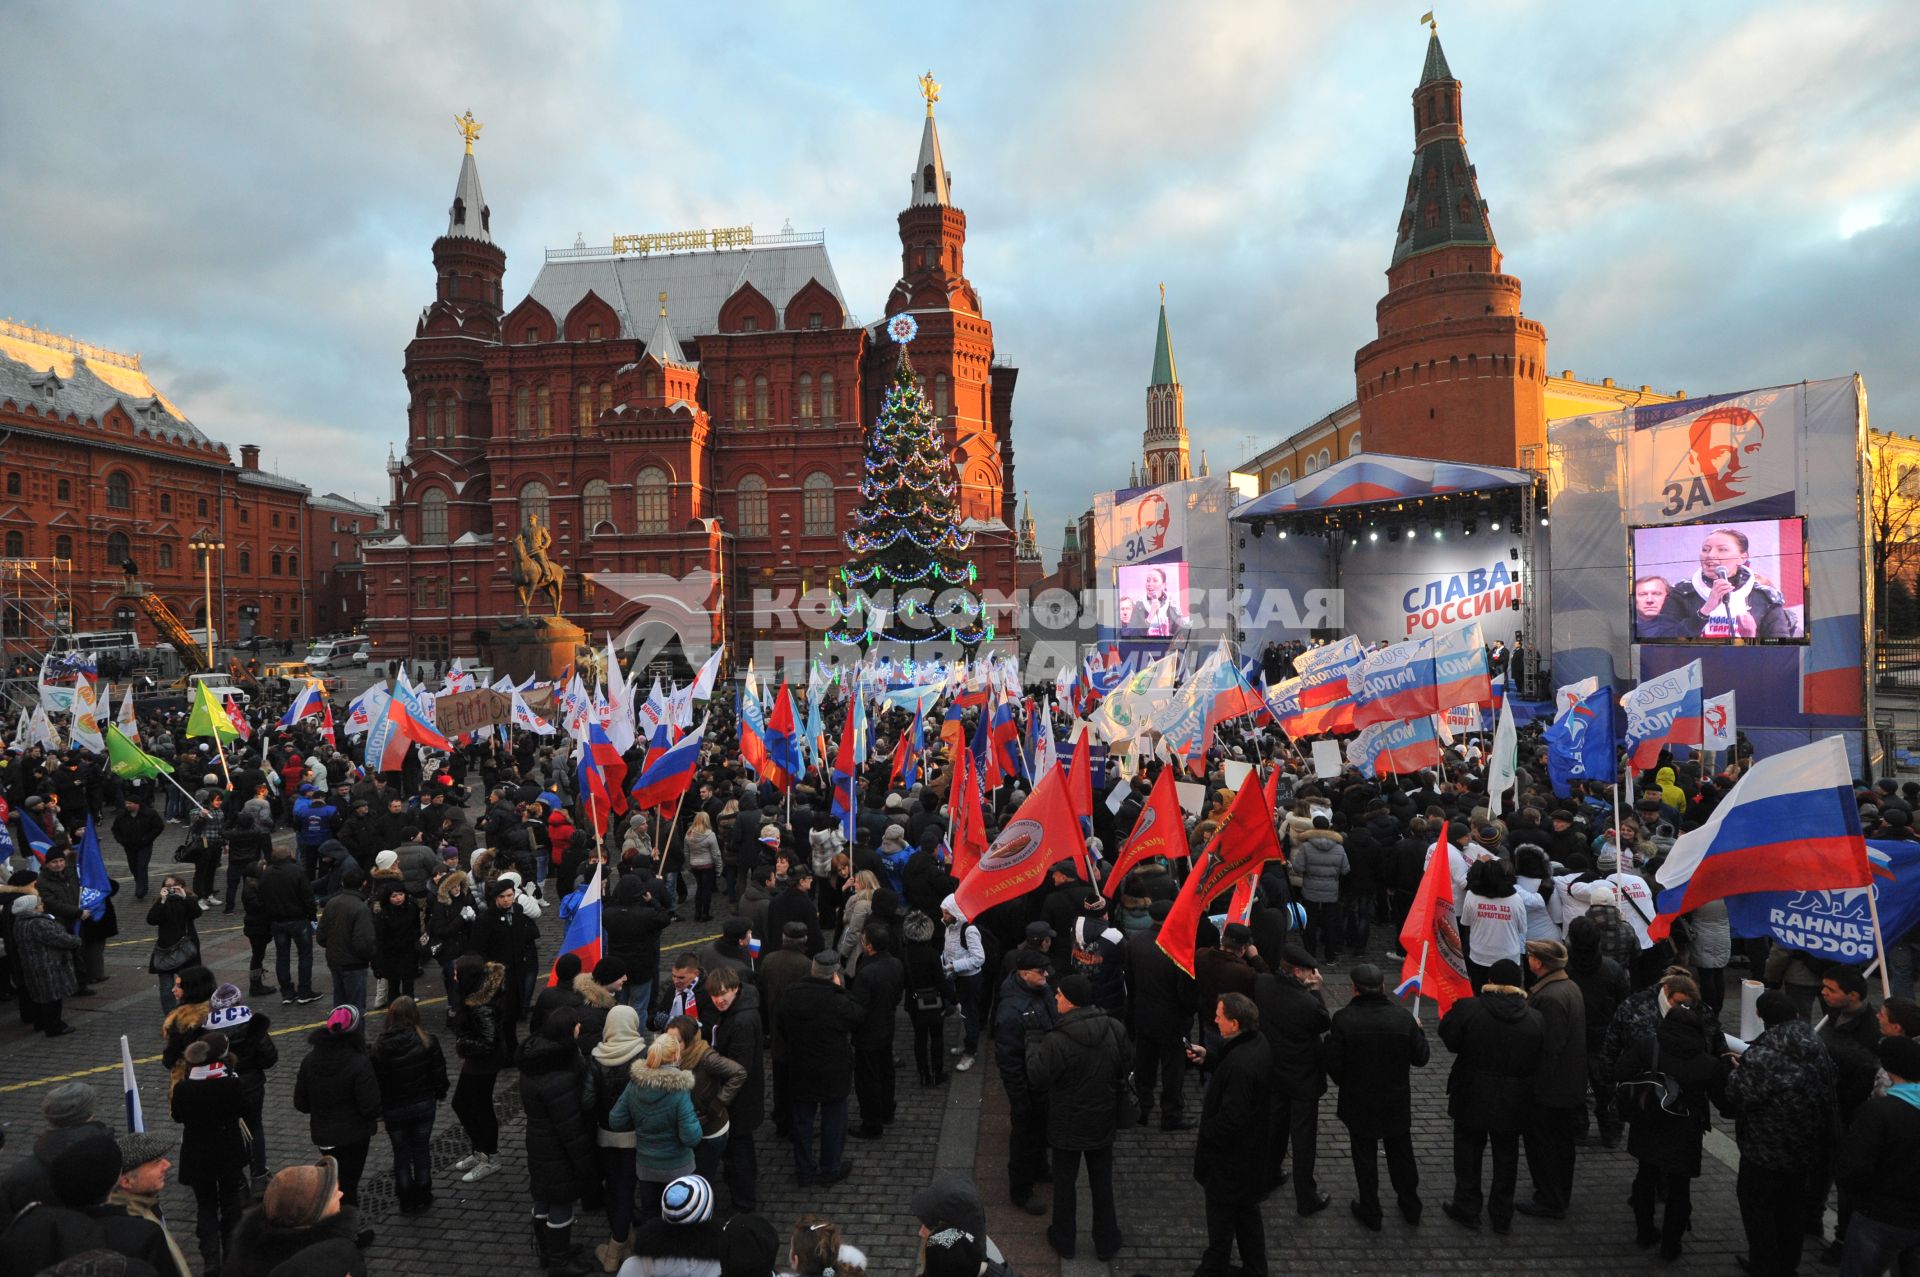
[828,313,991,647]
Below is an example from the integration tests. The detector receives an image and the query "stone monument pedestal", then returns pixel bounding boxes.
[489,617,587,685]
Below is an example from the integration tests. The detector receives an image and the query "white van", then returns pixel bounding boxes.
[307,638,369,669]
[50,630,140,655]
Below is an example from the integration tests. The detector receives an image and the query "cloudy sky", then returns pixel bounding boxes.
[4,1,1917,562]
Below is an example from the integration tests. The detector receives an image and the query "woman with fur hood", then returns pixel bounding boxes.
[427,868,474,1004]
[607,1031,702,1228]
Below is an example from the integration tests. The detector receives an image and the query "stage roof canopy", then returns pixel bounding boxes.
[1231,452,1534,520]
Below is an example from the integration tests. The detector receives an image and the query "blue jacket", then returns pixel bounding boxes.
[607,1060,701,1174]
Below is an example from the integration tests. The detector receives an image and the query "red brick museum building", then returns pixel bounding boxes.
[364,93,1022,670]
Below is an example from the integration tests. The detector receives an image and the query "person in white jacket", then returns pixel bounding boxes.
[939,893,986,1072]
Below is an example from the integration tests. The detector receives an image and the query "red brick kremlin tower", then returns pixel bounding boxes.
[1353,25,1549,467]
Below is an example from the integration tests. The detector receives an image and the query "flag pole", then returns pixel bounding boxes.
[1411,940,1430,1020]
[1866,867,1895,1000]
[159,769,212,817]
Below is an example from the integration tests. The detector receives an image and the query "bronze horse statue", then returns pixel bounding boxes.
[509,514,565,618]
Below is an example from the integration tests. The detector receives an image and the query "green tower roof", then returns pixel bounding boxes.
[1420,29,1454,84]
[1151,295,1178,387]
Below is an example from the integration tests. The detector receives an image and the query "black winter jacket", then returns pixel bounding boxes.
[1619,1007,1729,1177]
[518,1034,600,1203]
[1835,1090,1920,1229]
[1123,926,1195,1039]
[992,972,1059,1104]
[1252,970,1330,1100]
[851,952,905,1047]
[1025,1006,1130,1151]
[220,1205,367,1277]
[776,975,863,1102]
[601,877,670,984]
[712,984,767,1127]
[1326,989,1430,1137]
[1194,1028,1272,1204]
[370,1026,450,1116]
[293,1035,382,1147]
[256,855,316,923]
[1438,987,1545,1133]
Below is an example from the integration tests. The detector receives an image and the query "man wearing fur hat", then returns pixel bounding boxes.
[223,1155,370,1276]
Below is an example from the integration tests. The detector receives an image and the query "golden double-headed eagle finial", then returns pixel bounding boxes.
[455,110,483,154]
[918,70,941,116]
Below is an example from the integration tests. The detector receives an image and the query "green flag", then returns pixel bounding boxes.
[107,723,173,780]
[186,681,238,743]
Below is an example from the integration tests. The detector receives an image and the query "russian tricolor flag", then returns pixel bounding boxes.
[1623,660,1704,770]
[1649,736,1870,940]
[891,704,925,790]
[549,864,603,985]
[367,672,453,771]
[1351,638,1437,729]
[631,718,705,812]
[278,679,330,730]
[1433,623,1492,711]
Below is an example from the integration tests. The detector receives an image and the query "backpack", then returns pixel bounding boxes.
[1615,1035,1686,1122]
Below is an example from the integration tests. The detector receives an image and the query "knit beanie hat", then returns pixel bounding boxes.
[49,1133,123,1208]
[591,957,626,986]
[210,982,245,1011]
[264,1157,340,1228]
[660,1174,714,1224]
[718,1212,780,1277]
[374,850,399,871]
[325,1005,361,1036]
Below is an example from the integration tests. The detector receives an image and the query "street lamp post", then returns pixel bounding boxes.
[188,539,224,667]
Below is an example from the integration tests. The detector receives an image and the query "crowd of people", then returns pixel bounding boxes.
[1,667,1919,1275]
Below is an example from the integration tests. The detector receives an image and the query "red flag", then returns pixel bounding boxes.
[1396,822,1472,1017]
[1100,765,1187,898]
[1066,727,1093,825]
[952,764,1086,920]
[947,739,989,882]
[1156,774,1283,977]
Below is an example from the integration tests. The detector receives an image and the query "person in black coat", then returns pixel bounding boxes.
[371,880,423,1006]
[850,924,905,1139]
[1618,977,1732,1261]
[708,967,765,1213]
[1835,1036,1920,1276]
[292,1006,382,1207]
[1123,900,1197,1129]
[111,796,165,900]
[369,994,450,1214]
[1252,942,1333,1212]
[1437,959,1545,1234]
[171,1032,250,1274]
[764,870,824,958]
[465,877,539,1042]
[1024,974,1130,1262]
[1326,962,1430,1230]
[992,950,1059,1215]
[774,952,864,1185]
[602,872,670,1011]
[222,1157,369,1277]
[519,1008,601,1268]
[1189,991,1273,1277]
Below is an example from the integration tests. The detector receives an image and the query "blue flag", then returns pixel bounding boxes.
[1724,841,1920,963]
[77,814,114,929]
[1543,686,1615,798]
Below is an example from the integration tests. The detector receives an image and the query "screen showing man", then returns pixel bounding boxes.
[1115,562,1188,638]
[1629,518,1805,642]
